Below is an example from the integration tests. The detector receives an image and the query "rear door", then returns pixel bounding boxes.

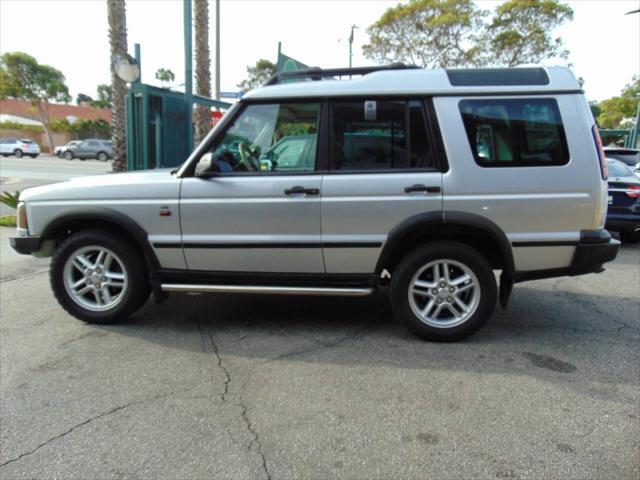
[321,98,444,273]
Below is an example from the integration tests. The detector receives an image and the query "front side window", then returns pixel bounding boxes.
[459,98,569,167]
[205,102,320,174]
[331,99,434,171]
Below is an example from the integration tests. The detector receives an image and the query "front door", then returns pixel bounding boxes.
[180,101,325,273]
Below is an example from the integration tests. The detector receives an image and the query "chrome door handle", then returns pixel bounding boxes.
[404,184,441,194]
[284,186,320,195]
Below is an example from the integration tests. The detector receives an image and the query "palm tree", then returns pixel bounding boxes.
[107,0,128,172]
[194,0,211,144]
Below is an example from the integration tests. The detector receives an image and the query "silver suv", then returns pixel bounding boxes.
[10,66,619,341]
[63,138,112,162]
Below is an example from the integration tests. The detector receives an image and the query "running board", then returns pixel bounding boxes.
[161,284,375,297]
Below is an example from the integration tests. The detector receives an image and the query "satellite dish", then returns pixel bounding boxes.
[114,53,140,83]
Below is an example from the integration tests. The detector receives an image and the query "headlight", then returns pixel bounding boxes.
[16,202,28,230]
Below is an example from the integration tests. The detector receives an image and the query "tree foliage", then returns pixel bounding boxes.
[155,67,175,85]
[76,93,94,105]
[362,0,573,68]
[362,0,485,68]
[238,59,276,91]
[485,0,573,67]
[0,51,71,152]
[595,76,640,129]
[92,84,112,109]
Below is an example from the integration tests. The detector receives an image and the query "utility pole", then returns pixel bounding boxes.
[348,24,358,69]
[215,0,220,101]
[184,0,193,151]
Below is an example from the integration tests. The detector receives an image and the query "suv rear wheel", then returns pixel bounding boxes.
[50,230,150,323]
[97,152,108,162]
[390,242,497,341]
[13,149,23,158]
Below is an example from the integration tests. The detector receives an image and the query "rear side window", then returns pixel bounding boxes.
[459,98,569,167]
[331,99,434,171]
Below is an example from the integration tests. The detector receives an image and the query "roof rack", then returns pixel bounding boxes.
[264,63,419,86]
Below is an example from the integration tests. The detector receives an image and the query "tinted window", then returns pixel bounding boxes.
[459,98,569,167]
[331,99,433,171]
[87,141,99,147]
[605,151,640,166]
[206,102,320,173]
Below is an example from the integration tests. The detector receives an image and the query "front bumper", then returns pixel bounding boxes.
[514,230,619,282]
[10,236,41,255]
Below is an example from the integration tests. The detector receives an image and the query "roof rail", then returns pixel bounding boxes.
[264,63,420,86]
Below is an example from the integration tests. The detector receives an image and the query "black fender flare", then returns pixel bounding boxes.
[375,211,515,306]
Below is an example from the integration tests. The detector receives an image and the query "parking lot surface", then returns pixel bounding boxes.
[0,226,638,479]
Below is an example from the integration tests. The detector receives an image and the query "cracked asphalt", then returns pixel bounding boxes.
[0,228,638,479]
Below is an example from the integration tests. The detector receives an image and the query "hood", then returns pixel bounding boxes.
[20,169,178,202]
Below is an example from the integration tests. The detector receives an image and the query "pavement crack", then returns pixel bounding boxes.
[0,392,172,468]
[196,317,231,403]
[239,402,271,480]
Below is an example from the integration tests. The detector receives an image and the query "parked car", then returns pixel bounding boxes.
[604,147,640,176]
[10,65,619,341]
[63,139,112,161]
[0,138,40,158]
[54,140,81,158]
[605,158,640,243]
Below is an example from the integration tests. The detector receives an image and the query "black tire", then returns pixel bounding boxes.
[63,151,73,161]
[97,151,108,162]
[13,149,23,158]
[390,241,497,342]
[50,229,150,324]
[30,154,38,158]
[620,231,640,244]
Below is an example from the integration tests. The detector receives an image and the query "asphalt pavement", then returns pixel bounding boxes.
[0,157,638,479]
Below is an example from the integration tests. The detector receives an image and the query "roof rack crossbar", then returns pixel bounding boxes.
[264,64,419,86]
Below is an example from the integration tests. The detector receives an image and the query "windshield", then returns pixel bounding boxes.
[607,160,633,178]
[605,151,640,166]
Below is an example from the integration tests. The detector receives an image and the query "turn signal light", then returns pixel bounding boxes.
[16,202,28,230]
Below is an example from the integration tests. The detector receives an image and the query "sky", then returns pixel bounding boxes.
[0,0,639,103]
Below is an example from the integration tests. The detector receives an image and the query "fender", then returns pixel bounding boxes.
[375,211,515,307]
[41,208,166,302]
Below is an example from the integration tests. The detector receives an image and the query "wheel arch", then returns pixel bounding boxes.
[41,208,160,273]
[375,211,515,277]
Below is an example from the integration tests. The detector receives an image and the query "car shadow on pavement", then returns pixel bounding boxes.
[87,281,640,399]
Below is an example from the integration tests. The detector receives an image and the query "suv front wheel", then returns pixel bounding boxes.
[50,230,150,323]
[390,242,497,341]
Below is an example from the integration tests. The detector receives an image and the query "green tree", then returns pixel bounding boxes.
[596,76,640,129]
[76,93,94,105]
[194,0,211,144]
[0,52,71,153]
[237,59,276,91]
[484,0,573,67]
[155,67,175,87]
[91,83,112,108]
[107,0,128,172]
[362,0,486,68]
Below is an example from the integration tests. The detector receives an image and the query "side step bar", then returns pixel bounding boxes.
[161,284,375,297]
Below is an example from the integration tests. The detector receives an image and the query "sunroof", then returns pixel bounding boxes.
[446,68,550,87]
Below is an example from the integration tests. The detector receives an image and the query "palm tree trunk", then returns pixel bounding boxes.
[194,0,211,144]
[34,101,55,153]
[107,0,128,171]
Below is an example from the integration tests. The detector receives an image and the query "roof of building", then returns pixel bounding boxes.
[0,98,112,123]
[244,66,581,100]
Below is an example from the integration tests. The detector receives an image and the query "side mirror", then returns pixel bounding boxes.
[195,152,219,177]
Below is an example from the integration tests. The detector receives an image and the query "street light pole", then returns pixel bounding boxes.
[348,25,358,69]
[215,0,220,101]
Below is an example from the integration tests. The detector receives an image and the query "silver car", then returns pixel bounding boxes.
[63,138,112,162]
[10,65,619,341]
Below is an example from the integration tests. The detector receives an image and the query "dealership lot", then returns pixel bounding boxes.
[0,229,638,478]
